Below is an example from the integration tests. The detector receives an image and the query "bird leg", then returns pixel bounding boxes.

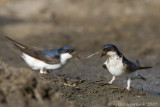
[126,78,131,90]
[108,76,116,84]
[40,68,49,74]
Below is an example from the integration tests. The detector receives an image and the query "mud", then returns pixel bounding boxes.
[0,61,160,107]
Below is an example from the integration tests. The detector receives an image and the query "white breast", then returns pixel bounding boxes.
[105,56,124,76]
[60,53,73,64]
[21,53,62,70]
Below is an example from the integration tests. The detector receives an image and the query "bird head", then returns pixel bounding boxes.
[100,44,120,58]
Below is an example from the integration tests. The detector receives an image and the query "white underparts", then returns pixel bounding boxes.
[60,53,73,64]
[21,53,73,73]
[105,53,124,76]
[107,51,117,56]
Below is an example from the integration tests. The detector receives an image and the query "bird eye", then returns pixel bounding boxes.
[107,47,111,50]
[65,50,69,52]
[103,47,111,51]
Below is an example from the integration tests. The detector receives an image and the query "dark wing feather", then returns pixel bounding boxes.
[22,49,60,64]
[122,56,137,73]
[6,36,60,64]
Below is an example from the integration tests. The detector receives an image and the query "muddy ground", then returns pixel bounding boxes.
[0,62,160,107]
[0,0,160,107]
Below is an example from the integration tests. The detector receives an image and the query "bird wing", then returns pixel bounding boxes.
[122,56,137,73]
[6,36,60,64]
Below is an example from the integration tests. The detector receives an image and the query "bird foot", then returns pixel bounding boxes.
[126,87,131,91]
[40,68,49,74]
[42,70,49,74]
[108,81,113,84]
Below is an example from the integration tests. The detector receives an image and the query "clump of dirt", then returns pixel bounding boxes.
[0,61,159,107]
[0,61,73,107]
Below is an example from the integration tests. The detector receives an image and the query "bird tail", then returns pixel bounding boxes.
[5,36,28,51]
[138,74,146,81]
[138,66,152,70]
[135,60,152,70]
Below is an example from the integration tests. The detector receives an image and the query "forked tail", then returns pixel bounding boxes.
[135,60,152,70]
[138,74,146,81]
[138,66,152,70]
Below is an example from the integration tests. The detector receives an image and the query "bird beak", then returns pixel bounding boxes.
[100,50,106,58]
[72,51,81,59]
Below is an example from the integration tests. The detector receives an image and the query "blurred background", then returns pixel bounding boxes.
[0,0,160,106]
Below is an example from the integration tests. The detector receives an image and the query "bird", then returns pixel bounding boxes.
[6,36,79,74]
[100,44,152,90]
